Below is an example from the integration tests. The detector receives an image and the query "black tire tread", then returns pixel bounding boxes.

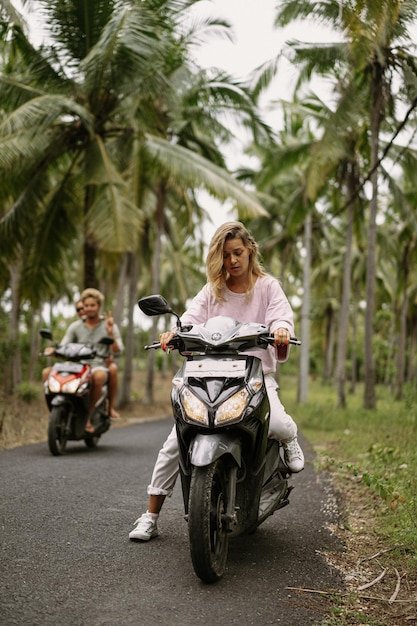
[188,461,229,583]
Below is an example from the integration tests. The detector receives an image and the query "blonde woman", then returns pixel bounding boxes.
[130,222,304,541]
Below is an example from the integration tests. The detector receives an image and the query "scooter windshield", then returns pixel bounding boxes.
[177,316,270,355]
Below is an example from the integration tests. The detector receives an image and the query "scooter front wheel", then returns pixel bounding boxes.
[188,460,229,583]
[48,406,68,456]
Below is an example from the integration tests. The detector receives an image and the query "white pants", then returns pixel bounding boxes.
[147,374,297,497]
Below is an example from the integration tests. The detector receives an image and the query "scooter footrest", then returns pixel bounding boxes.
[262,473,287,493]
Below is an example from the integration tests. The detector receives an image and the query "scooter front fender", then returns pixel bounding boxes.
[51,395,67,406]
[190,432,242,468]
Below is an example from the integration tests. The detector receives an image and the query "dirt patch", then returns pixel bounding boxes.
[117,372,173,422]
[320,476,417,625]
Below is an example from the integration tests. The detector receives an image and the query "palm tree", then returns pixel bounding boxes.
[0,0,162,290]
[0,0,266,290]
[0,0,269,394]
[382,164,417,399]
[239,105,325,402]
[242,89,366,404]
[274,0,417,408]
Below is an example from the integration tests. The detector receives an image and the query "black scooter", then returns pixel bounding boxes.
[138,294,301,583]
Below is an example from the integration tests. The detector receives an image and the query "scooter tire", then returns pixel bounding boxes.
[188,460,229,583]
[48,406,68,456]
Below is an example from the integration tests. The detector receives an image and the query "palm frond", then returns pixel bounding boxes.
[82,135,145,251]
[81,4,165,95]
[0,94,95,156]
[245,55,280,101]
[145,133,268,218]
[274,0,341,30]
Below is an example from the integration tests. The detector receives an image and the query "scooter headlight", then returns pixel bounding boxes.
[180,388,208,425]
[62,378,81,393]
[48,377,61,393]
[215,388,250,425]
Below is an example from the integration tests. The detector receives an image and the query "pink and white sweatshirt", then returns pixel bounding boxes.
[180,275,294,375]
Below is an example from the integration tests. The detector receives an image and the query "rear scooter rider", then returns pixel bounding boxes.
[74,293,121,420]
[75,299,85,318]
[129,221,304,542]
[43,288,123,433]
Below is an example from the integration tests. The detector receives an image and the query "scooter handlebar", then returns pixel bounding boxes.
[145,336,301,350]
[261,335,301,347]
[144,342,163,350]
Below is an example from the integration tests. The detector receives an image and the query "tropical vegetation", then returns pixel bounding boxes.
[0,0,416,420]
[2,4,417,623]
[282,376,417,624]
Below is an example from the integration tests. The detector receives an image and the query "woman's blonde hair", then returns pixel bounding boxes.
[206,221,266,302]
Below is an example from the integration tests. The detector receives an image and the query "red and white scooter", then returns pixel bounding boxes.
[41,330,113,455]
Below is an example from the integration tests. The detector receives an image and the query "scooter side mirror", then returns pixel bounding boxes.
[40,328,53,341]
[138,294,174,317]
[99,336,114,346]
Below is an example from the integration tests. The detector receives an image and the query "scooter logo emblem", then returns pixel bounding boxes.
[211,332,222,341]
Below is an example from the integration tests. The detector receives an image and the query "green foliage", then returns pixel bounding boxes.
[320,599,386,625]
[15,382,40,403]
[155,350,165,372]
[281,375,417,624]
[403,382,417,411]
[281,377,417,572]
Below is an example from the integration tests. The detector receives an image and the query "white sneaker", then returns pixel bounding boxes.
[282,437,304,473]
[129,513,158,541]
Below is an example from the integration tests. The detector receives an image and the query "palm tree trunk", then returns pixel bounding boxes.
[120,253,138,406]
[114,254,128,324]
[297,212,311,403]
[407,316,417,384]
[83,185,98,288]
[384,313,396,388]
[323,304,335,385]
[336,164,355,408]
[9,261,22,393]
[364,69,384,409]
[349,280,359,394]
[394,243,412,400]
[144,181,166,405]
[28,309,41,382]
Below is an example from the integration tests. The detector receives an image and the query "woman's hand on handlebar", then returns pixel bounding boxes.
[273,327,290,346]
[159,330,176,352]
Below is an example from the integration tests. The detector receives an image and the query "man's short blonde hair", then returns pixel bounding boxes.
[80,288,104,306]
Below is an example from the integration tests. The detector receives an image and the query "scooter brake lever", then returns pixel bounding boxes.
[264,335,302,346]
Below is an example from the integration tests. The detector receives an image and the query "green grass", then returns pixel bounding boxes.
[280,377,417,624]
[282,378,417,554]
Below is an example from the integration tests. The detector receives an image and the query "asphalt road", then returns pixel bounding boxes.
[0,418,344,626]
